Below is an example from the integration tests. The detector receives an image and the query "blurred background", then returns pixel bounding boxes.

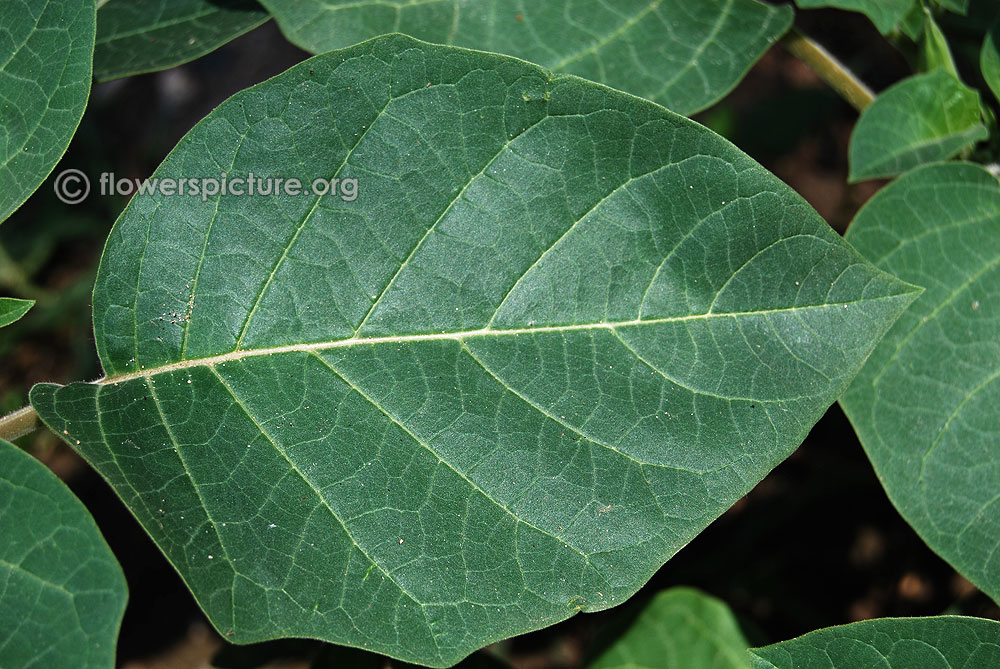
[2,5,998,668]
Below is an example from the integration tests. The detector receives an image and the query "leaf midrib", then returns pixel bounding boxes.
[99,297,906,384]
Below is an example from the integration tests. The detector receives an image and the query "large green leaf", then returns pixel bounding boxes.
[0,297,34,327]
[749,616,1000,668]
[94,0,270,82]
[0,0,95,224]
[848,70,988,182]
[31,35,917,667]
[841,162,1000,603]
[258,0,792,116]
[793,0,916,34]
[0,439,127,668]
[588,588,749,669]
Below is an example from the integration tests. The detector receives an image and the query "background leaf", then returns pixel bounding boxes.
[848,70,987,181]
[0,297,34,327]
[749,616,1000,668]
[793,0,916,35]
[32,35,917,667]
[841,162,1000,604]
[587,588,749,669]
[0,0,95,224]
[919,7,959,76]
[982,18,1000,103]
[94,0,270,82]
[258,0,792,116]
[0,439,127,668]
[899,4,926,41]
[936,0,970,14]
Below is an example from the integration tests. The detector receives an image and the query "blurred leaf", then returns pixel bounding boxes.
[899,4,926,41]
[750,616,1000,667]
[94,0,270,82]
[936,0,970,14]
[794,0,917,34]
[0,297,34,327]
[258,0,792,116]
[937,0,1000,42]
[31,34,917,667]
[0,0,95,224]
[0,438,127,668]
[587,588,750,669]
[848,70,987,181]
[842,162,1000,604]
[919,6,959,75]
[982,18,1000,102]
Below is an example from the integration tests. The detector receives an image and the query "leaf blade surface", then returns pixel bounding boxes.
[0,439,127,668]
[258,0,792,115]
[750,616,1000,668]
[32,35,917,667]
[842,162,1000,604]
[0,297,34,327]
[588,587,749,669]
[94,0,270,82]
[848,71,988,182]
[0,0,95,223]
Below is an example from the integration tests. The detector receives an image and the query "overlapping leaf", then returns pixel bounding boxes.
[32,35,917,667]
[94,0,270,82]
[0,297,33,327]
[794,0,916,34]
[258,0,793,115]
[841,163,1000,604]
[588,588,749,669]
[0,0,95,224]
[0,439,127,668]
[750,616,1000,668]
[848,71,987,182]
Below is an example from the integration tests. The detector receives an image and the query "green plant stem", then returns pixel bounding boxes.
[0,406,39,441]
[780,28,875,112]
